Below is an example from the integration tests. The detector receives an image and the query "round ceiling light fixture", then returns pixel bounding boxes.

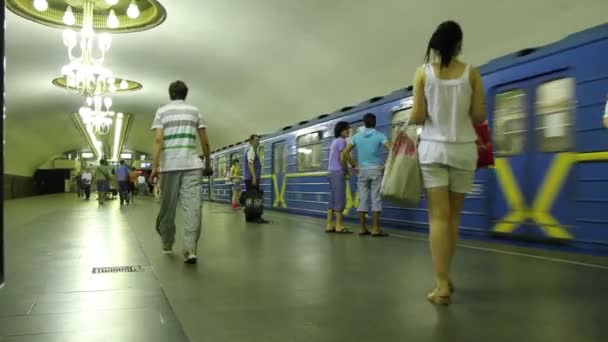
[52,76,143,94]
[7,0,166,33]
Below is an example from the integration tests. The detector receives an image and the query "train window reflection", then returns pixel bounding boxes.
[494,89,526,155]
[217,156,227,178]
[391,108,421,139]
[273,142,288,174]
[297,131,323,171]
[535,78,574,152]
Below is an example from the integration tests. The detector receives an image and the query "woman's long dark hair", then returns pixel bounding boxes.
[424,21,463,68]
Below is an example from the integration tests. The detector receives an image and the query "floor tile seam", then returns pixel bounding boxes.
[0,304,167,319]
[120,209,194,341]
[389,233,608,270]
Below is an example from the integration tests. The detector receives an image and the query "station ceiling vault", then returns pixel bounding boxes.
[5,0,608,175]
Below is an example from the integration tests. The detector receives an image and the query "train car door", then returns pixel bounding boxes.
[272,141,288,208]
[491,72,575,241]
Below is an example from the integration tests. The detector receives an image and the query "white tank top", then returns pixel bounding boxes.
[418,63,478,170]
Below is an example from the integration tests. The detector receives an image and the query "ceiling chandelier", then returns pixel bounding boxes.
[58,0,138,96]
[79,95,116,135]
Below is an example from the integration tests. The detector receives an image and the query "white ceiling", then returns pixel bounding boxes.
[5,0,608,175]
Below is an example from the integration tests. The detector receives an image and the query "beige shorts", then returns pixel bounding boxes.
[420,163,474,194]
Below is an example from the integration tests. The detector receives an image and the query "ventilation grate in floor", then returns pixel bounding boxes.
[92,265,144,274]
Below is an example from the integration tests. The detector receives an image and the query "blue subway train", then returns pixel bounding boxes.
[204,23,608,254]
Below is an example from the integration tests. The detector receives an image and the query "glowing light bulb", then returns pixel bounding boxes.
[107,9,119,29]
[33,0,48,12]
[109,84,117,93]
[86,97,93,106]
[117,112,124,119]
[105,0,119,5]
[63,6,76,26]
[119,80,128,89]
[127,0,140,19]
[104,97,113,109]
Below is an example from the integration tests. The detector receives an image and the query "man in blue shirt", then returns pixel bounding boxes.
[116,160,131,205]
[344,113,391,236]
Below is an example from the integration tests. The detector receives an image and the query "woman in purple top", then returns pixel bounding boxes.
[326,121,355,234]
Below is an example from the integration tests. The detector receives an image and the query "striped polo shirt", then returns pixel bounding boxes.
[151,100,206,172]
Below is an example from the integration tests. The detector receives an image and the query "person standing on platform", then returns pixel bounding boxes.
[95,159,111,205]
[229,158,242,209]
[326,121,355,234]
[411,21,486,305]
[116,160,131,204]
[150,80,212,264]
[244,134,269,224]
[344,113,391,237]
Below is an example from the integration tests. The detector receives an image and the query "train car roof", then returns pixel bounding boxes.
[479,23,608,75]
[213,23,608,154]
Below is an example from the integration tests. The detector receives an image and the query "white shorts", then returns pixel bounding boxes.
[420,163,474,194]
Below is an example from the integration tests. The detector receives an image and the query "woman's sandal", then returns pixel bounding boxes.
[427,289,451,306]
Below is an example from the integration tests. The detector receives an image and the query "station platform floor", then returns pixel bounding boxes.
[1,194,607,342]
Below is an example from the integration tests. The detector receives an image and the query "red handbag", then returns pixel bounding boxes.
[474,121,494,169]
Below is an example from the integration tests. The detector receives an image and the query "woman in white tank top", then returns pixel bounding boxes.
[410,21,487,305]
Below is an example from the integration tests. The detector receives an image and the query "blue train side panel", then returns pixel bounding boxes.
[207,24,608,253]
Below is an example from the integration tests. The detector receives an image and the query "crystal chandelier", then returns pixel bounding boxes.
[78,95,115,135]
[58,0,142,96]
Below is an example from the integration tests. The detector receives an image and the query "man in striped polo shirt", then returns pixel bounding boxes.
[150,81,212,264]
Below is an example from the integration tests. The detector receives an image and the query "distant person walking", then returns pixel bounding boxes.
[95,159,111,205]
[116,160,131,204]
[80,168,92,200]
[344,113,391,236]
[150,80,212,264]
[410,21,486,305]
[129,167,137,203]
[137,173,148,196]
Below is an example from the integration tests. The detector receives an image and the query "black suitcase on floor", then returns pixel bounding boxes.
[242,188,264,221]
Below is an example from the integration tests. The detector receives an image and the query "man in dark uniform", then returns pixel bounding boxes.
[244,134,269,224]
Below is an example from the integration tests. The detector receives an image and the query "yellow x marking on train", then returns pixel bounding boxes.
[493,151,608,239]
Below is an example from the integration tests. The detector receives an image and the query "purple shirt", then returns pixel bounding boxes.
[116,165,130,182]
[328,137,347,172]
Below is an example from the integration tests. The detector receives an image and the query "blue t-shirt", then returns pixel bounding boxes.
[116,165,130,182]
[351,128,388,168]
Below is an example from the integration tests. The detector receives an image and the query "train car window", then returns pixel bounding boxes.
[494,89,526,155]
[297,131,323,171]
[258,145,266,168]
[348,120,364,141]
[535,78,574,152]
[391,108,422,140]
[217,156,227,178]
[273,142,288,174]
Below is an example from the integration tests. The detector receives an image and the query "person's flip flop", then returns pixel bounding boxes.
[359,231,371,236]
[325,229,336,233]
[371,231,389,237]
[335,228,353,234]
